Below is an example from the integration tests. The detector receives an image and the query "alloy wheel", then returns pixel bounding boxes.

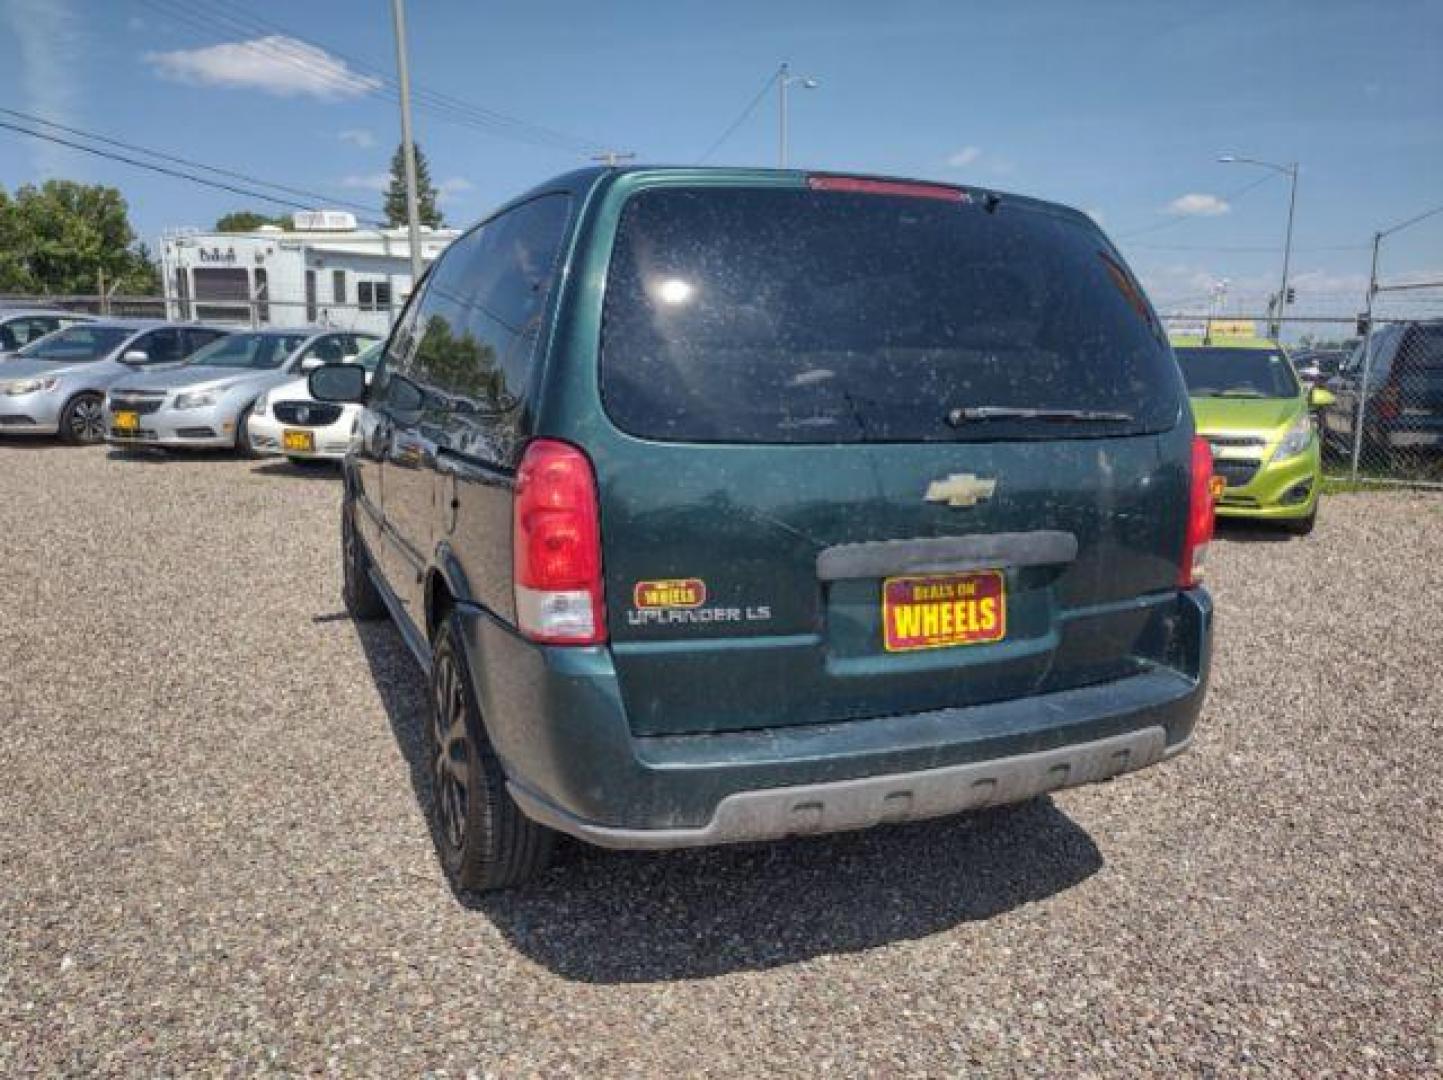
[70,398,105,443]
[431,651,470,852]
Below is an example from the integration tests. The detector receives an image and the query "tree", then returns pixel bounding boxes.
[384,142,443,228]
[0,180,158,295]
[214,210,291,232]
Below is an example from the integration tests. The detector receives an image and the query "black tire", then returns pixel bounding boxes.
[1285,506,1317,536]
[59,392,106,445]
[234,405,255,457]
[341,497,387,621]
[429,611,553,893]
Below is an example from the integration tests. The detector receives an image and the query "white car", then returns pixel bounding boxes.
[248,341,382,462]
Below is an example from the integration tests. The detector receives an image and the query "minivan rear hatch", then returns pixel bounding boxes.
[586,175,1190,736]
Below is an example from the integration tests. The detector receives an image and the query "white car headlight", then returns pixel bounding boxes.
[253,392,270,417]
[173,389,220,410]
[2,377,59,396]
[1271,414,1314,462]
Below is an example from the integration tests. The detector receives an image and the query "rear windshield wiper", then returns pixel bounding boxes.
[947,405,1134,427]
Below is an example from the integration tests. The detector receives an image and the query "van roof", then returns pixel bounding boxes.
[517,165,1100,231]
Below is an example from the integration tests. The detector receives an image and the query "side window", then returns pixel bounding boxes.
[184,328,227,355]
[412,194,571,409]
[136,329,185,364]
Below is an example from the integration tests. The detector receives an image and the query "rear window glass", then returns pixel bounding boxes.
[600,186,1180,443]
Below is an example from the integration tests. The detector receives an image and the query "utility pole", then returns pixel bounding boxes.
[389,0,424,288]
[1349,231,1383,481]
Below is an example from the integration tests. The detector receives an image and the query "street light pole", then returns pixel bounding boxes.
[777,63,819,168]
[390,0,424,289]
[1217,154,1298,338]
[1276,163,1299,339]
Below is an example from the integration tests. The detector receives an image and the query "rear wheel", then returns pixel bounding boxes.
[429,611,553,893]
[59,392,105,445]
[341,498,387,621]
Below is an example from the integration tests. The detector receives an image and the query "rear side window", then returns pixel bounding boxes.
[1397,325,1443,372]
[409,193,570,409]
[600,186,1180,443]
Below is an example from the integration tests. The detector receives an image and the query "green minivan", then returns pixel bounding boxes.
[310,167,1215,891]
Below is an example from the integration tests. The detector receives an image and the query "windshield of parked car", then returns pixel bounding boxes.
[16,325,132,362]
[187,332,310,370]
[1174,346,1300,399]
[600,186,1180,443]
[350,341,383,372]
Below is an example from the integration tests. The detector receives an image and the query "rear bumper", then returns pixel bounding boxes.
[461,587,1212,849]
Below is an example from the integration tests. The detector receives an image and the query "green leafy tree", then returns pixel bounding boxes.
[0,180,157,295]
[214,210,291,232]
[384,143,443,228]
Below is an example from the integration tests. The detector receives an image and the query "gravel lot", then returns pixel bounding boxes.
[1,439,1440,1076]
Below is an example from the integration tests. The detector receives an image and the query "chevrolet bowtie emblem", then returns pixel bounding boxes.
[925,473,997,508]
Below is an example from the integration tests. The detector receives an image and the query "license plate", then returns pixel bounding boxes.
[882,570,1006,653]
[114,411,139,431]
[1209,475,1227,499]
[282,429,315,452]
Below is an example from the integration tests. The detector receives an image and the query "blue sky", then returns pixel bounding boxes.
[2,0,1440,316]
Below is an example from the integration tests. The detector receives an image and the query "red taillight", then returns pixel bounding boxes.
[1375,383,1401,421]
[512,439,606,645]
[1180,435,1216,588]
[806,175,969,202]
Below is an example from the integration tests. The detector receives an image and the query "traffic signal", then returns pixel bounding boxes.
[1285,287,1296,305]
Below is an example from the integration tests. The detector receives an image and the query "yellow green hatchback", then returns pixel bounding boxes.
[1170,336,1333,534]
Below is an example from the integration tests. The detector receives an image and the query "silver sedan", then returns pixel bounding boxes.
[104,330,379,452]
[0,322,230,444]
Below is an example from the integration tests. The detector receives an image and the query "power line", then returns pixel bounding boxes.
[136,0,611,155]
[697,68,780,164]
[1116,172,1278,239]
[1380,199,1443,239]
[0,106,380,217]
[0,118,385,224]
[1128,241,1373,253]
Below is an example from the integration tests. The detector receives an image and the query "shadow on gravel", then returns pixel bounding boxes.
[104,446,240,464]
[0,434,68,451]
[355,620,1104,984]
[251,459,342,480]
[1214,519,1297,544]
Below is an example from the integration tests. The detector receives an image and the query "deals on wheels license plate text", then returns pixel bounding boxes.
[882,571,1006,652]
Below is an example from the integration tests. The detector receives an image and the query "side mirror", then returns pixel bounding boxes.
[1309,386,1336,409]
[122,349,149,363]
[308,362,368,404]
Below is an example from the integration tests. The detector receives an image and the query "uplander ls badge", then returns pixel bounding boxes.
[925,473,997,508]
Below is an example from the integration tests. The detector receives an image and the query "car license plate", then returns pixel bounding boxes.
[282,429,315,452]
[114,410,139,432]
[1209,475,1227,499]
[882,570,1006,653]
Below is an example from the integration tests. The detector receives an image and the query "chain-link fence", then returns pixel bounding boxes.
[1161,310,1443,489]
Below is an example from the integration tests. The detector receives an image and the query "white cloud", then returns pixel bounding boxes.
[437,177,474,204]
[340,173,389,192]
[146,35,382,100]
[3,0,82,175]
[945,146,982,168]
[1167,193,1231,217]
[337,128,377,149]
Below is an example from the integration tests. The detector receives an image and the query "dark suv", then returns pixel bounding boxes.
[1320,321,1443,460]
[311,167,1215,891]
